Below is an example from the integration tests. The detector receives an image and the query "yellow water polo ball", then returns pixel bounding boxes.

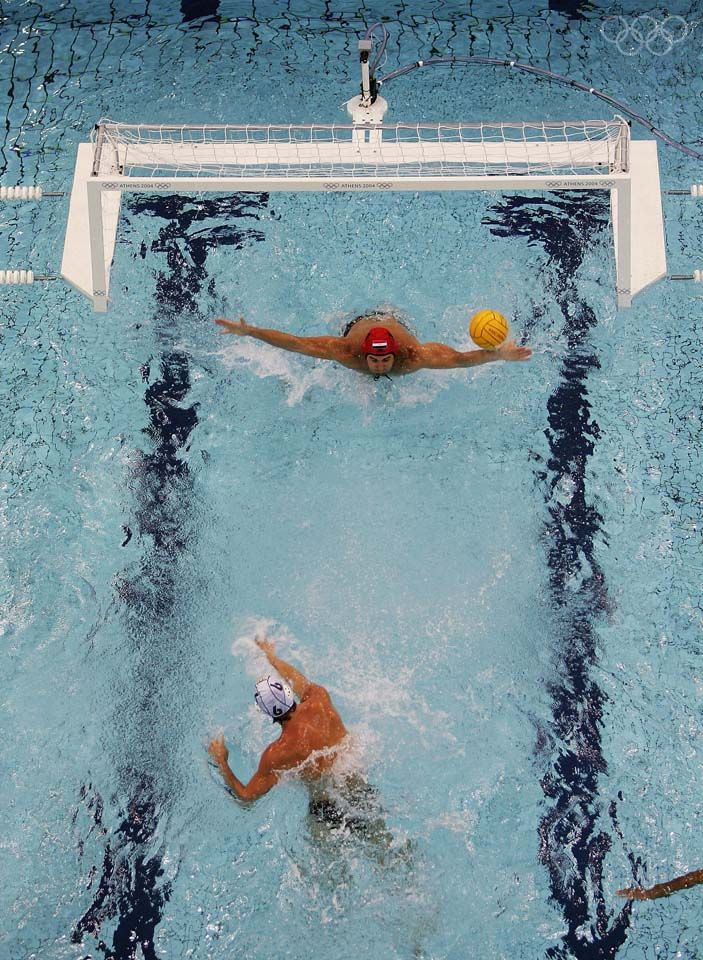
[469,309,509,349]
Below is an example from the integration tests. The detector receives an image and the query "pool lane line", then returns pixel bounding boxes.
[72,191,267,956]
[72,780,172,957]
[484,193,634,958]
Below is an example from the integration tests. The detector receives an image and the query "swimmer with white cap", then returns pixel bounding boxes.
[208,637,348,804]
[214,310,530,379]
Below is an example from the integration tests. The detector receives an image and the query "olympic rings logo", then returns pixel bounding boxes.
[600,15,695,56]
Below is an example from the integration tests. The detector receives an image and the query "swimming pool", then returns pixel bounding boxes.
[2,2,703,958]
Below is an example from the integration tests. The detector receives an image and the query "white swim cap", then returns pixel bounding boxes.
[254,676,295,721]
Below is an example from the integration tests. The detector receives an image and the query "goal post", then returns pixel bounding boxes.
[61,117,664,311]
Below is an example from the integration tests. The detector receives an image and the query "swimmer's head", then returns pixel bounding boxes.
[254,676,296,723]
[362,327,397,374]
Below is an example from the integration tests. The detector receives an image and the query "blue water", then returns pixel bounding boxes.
[2,2,703,958]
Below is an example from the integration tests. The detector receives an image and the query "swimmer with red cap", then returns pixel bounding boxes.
[214,310,530,378]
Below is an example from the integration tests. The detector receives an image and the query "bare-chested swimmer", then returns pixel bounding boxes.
[208,637,388,838]
[214,311,531,379]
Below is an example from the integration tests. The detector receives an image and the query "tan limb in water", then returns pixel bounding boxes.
[416,339,531,368]
[207,734,282,804]
[215,317,345,361]
[255,635,311,698]
[617,868,703,900]
[214,315,531,375]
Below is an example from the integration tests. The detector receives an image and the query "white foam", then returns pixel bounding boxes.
[0,556,14,637]
[204,723,225,749]
[425,809,478,852]
[0,561,31,640]
[476,551,513,604]
[230,615,292,676]
[334,662,459,753]
[217,340,341,407]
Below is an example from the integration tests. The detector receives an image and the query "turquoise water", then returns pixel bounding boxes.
[2,3,703,958]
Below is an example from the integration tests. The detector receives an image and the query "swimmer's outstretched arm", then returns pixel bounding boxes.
[208,734,280,804]
[617,867,703,900]
[255,636,312,698]
[416,339,531,369]
[215,317,345,361]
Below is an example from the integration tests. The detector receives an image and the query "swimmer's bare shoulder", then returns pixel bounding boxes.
[301,682,335,708]
[300,685,347,741]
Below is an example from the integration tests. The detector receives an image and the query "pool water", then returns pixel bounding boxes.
[2,2,703,959]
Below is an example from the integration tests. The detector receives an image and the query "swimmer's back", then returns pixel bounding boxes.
[272,684,348,779]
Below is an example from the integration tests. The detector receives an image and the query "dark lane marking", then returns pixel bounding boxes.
[73,190,267,957]
[485,194,634,958]
[181,0,220,24]
[547,0,592,19]
[73,781,170,960]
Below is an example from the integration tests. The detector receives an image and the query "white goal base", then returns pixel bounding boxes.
[61,143,121,306]
[60,120,666,311]
[611,140,666,306]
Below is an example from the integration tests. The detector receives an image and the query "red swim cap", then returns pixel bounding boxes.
[361,327,398,356]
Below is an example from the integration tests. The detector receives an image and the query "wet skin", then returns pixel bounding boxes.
[214,314,531,376]
[208,638,347,803]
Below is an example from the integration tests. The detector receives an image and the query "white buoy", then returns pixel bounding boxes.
[664,185,703,196]
[0,269,34,284]
[0,185,42,200]
[0,185,63,199]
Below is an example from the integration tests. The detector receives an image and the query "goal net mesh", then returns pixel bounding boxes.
[92,119,629,180]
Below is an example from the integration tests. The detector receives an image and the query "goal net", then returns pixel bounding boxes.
[65,115,656,314]
[92,118,629,181]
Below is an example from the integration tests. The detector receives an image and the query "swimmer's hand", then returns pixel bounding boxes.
[495,339,532,362]
[214,316,250,336]
[208,733,229,767]
[255,635,276,659]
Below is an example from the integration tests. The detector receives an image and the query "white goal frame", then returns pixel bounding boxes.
[61,118,666,311]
